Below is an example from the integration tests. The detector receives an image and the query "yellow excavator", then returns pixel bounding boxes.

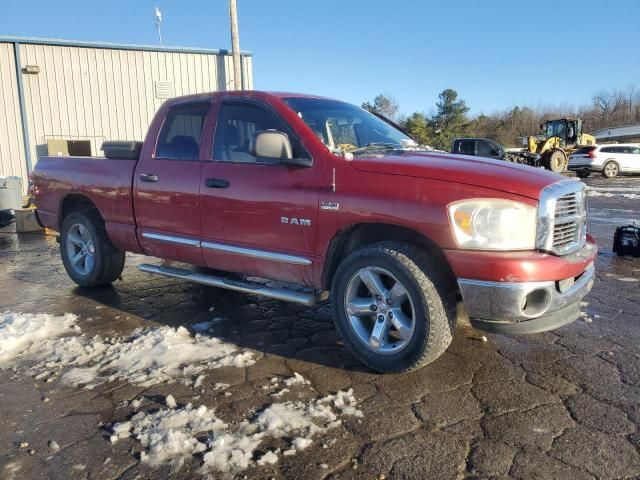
[527,118,596,172]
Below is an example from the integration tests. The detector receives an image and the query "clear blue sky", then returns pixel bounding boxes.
[2,0,639,116]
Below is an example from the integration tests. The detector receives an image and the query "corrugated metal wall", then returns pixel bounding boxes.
[0,43,28,186]
[0,40,253,192]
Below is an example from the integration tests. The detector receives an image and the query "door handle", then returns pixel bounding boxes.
[205,178,230,188]
[140,173,159,182]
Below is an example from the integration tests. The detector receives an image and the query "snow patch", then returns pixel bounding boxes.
[271,388,290,398]
[292,437,313,450]
[165,394,177,409]
[257,450,279,466]
[284,372,310,386]
[112,403,227,469]
[0,312,79,366]
[587,187,640,199]
[111,389,362,473]
[1,312,255,388]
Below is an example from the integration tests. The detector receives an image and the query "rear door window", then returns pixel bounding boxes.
[600,146,623,154]
[155,103,210,160]
[458,140,475,155]
[476,141,501,158]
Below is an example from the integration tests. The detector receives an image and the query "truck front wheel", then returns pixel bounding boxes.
[544,149,568,173]
[60,210,125,287]
[330,242,456,373]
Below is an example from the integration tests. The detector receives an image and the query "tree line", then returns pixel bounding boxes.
[362,86,640,151]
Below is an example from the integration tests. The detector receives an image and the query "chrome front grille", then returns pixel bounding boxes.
[553,193,581,250]
[536,181,587,255]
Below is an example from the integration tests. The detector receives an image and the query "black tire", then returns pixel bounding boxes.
[544,149,567,173]
[602,161,619,178]
[60,209,125,287]
[330,242,456,373]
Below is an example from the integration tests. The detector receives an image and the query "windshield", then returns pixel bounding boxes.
[282,97,416,155]
[545,121,567,139]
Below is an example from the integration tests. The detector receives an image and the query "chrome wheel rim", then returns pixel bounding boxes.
[66,223,95,276]
[344,266,416,354]
[605,163,618,177]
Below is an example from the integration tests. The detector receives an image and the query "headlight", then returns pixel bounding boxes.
[448,199,537,250]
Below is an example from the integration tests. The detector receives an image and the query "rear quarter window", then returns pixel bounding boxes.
[455,140,475,155]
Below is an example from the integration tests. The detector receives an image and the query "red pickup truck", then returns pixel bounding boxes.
[31,91,597,373]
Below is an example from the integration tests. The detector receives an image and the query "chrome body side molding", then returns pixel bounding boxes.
[141,232,201,247]
[141,232,312,266]
[201,241,312,266]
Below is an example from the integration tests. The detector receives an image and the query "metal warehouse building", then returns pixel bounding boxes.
[0,36,253,192]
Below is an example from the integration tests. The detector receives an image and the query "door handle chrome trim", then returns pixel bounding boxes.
[201,241,312,265]
[140,173,159,182]
[142,232,201,247]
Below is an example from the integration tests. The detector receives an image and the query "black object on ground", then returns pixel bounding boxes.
[613,225,640,257]
[0,209,15,227]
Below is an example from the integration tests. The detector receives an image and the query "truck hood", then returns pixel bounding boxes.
[349,151,566,200]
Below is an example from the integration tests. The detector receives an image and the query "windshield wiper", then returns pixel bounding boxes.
[348,143,401,154]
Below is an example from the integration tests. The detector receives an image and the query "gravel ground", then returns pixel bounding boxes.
[1,176,640,480]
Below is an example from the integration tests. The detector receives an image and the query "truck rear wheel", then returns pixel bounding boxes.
[330,242,456,373]
[60,209,125,287]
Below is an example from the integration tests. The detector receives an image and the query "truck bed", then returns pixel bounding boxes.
[31,156,139,251]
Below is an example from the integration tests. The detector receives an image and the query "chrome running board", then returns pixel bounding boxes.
[138,263,317,306]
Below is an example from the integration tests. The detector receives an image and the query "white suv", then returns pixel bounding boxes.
[568,144,640,178]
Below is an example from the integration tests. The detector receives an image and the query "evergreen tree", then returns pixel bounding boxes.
[403,112,431,145]
[430,89,471,150]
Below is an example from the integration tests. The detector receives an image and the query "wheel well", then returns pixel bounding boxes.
[59,194,100,226]
[322,223,452,290]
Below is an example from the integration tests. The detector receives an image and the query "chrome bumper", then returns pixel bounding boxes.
[458,264,595,334]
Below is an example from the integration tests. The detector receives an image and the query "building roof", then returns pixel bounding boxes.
[592,124,640,142]
[0,36,252,56]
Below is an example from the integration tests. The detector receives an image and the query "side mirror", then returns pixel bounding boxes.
[251,130,312,167]
[252,130,292,159]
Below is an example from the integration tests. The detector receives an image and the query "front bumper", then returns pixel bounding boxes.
[458,263,595,334]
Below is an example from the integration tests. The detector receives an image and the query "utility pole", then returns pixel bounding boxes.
[229,0,242,90]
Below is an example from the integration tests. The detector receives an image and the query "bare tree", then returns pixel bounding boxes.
[362,94,399,120]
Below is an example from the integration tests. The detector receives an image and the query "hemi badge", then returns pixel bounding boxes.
[320,201,339,211]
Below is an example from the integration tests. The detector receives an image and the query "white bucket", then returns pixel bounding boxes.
[0,176,22,211]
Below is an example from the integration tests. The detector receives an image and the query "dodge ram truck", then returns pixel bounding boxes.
[31,91,597,373]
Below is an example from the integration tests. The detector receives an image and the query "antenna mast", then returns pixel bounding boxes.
[155,7,163,44]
